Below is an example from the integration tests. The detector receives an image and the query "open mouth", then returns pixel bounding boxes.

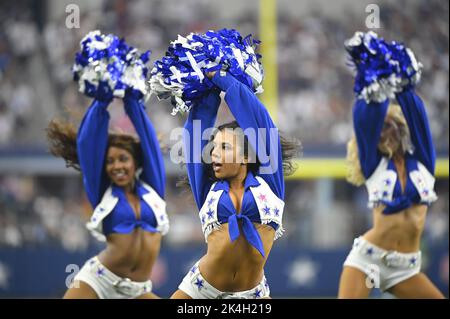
[212,163,223,172]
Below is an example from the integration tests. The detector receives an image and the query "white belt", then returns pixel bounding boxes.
[352,237,421,269]
[89,257,152,295]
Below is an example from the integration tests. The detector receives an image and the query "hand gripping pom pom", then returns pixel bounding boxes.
[149,28,264,115]
[345,31,422,103]
[72,30,151,101]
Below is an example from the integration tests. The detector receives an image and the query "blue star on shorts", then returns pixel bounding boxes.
[96,267,105,277]
[194,278,204,290]
[190,265,197,274]
[253,288,261,298]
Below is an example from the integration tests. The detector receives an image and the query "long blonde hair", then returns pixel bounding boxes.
[346,104,412,186]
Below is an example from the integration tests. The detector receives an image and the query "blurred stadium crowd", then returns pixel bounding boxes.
[0,0,448,252]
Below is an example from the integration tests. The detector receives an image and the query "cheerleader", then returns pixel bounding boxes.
[338,32,444,299]
[47,85,169,299]
[170,70,299,299]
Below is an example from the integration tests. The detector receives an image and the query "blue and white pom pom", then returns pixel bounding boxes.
[345,31,422,103]
[149,28,264,115]
[72,30,151,100]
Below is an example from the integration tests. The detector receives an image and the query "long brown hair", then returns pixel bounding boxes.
[177,120,301,188]
[46,118,142,172]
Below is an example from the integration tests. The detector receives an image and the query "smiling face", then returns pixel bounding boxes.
[105,146,137,188]
[210,128,248,180]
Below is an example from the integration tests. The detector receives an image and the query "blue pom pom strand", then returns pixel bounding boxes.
[149,28,264,115]
[72,30,151,101]
[345,31,422,103]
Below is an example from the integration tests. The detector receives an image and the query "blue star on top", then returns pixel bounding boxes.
[409,257,417,266]
[253,288,262,298]
[366,247,374,255]
[194,278,204,290]
[207,197,216,206]
[273,207,280,216]
[262,206,271,215]
[207,209,214,219]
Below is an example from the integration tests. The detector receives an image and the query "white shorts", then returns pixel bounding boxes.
[178,261,270,299]
[73,256,152,299]
[343,237,421,292]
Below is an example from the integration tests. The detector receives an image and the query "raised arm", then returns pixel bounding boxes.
[123,90,166,198]
[395,89,436,174]
[184,90,221,209]
[77,99,111,208]
[211,71,284,199]
[352,98,389,179]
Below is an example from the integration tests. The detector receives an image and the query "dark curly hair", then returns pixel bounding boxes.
[46,118,142,172]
